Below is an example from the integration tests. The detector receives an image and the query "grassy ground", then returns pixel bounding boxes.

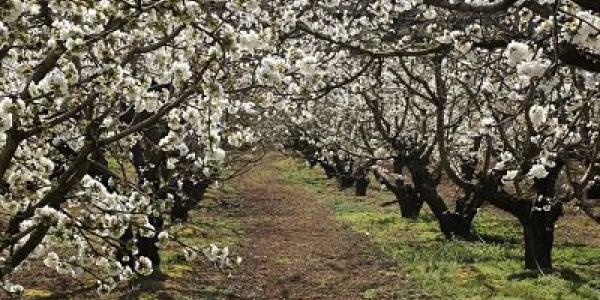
[276,158,600,300]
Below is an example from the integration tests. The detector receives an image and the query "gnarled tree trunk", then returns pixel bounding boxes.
[319,161,337,179]
[521,210,559,271]
[408,159,474,238]
[338,174,355,190]
[483,162,564,272]
[354,176,369,196]
[118,216,164,275]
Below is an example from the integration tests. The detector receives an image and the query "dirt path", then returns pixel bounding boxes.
[229,157,423,299]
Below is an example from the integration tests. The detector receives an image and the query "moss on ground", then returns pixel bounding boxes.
[276,157,600,300]
[23,289,53,299]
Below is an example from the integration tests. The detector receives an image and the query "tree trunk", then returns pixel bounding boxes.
[438,212,473,239]
[319,161,337,179]
[522,162,562,271]
[399,198,423,218]
[119,216,164,275]
[482,172,562,272]
[521,212,557,272]
[338,174,355,190]
[355,177,369,196]
[407,160,474,238]
[170,193,189,222]
[139,216,163,273]
[418,183,475,239]
[396,185,424,218]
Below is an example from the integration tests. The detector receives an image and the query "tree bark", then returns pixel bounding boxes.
[482,166,563,272]
[319,161,337,179]
[396,185,424,218]
[338,174,355,190]
[118,216,164,275]
[522,212,557,271]
[354,177,369,196]
[170,192,189,222]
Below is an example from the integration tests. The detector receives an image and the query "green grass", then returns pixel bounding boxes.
[276,158,600,300]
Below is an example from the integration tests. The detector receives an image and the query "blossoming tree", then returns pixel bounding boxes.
[0,0,270,294]
[1,0,600,295]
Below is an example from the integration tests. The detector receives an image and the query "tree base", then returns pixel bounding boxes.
[355,178,369,196]
[438,212,473,239]
[338,175,355,190]
[523,212,556,272]
[399,193,424,219]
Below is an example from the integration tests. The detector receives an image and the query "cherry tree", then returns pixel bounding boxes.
[0,0,270,294]
[1,1,599,295]
[268,0,600,272]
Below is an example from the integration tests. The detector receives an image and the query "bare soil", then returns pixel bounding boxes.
[228,157,426,299]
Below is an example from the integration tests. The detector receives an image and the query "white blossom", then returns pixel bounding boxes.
[502,170,519,183]
[134,256,153,276]
[505,42,533,66]
[529,105,548,130]
[528,163,549,179]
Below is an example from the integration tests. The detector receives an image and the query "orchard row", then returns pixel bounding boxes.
[1,0,599,295]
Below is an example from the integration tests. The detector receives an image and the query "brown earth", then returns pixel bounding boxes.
[227,157,426,299]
